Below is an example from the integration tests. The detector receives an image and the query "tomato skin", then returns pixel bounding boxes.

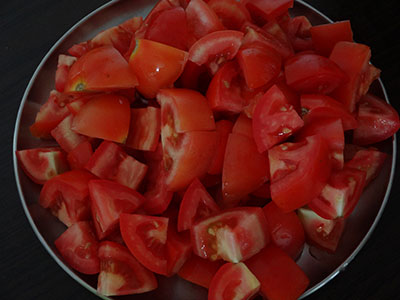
[353,94,400,145]
[284,53,347,94]
[72,94,131,143]
[54,221,100,275]
[269,135,332,212]
[222,133,269,208]
[252,84,304,153]
[263,201,305,260]
[120,213,169,275]
[245,245,309,300]
[177,178,220,232]
[178,255,224,288]
[16,147,69,185]
[129,39,188,99]
[39,170,96,226]
[208,262,260,300]
[191,207,269,263]
[97,241,157,296]
[67,141,93,170]
[310,20,353,57]
[208,120,234,175]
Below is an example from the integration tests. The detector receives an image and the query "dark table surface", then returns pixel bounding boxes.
[2,0,400,299]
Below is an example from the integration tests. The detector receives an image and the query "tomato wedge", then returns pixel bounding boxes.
[208,120,234,174]
[208,0,251,30]
[244,0,294,24]
[51,114,88,153]
[55,55,76,92]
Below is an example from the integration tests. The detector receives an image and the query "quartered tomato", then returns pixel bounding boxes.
[67,141,93,170]
[51,114,88,153]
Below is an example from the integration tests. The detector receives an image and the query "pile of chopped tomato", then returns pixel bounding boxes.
[16,0,399,299]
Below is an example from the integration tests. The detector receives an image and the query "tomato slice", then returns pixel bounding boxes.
[178,255,224,288]
[16,147,69,185]
[222,133,269,207]
[67,141,93,170]
[232,113,253,138]
[208,262,260,300]
[245,245,309,300]
[208,120,234,175]
[120,213,169,275]
[72,94,130,143]
[252,84,304,153]
[97,241,157,296]
[285,53,347,94]
[65,46,138,92]
[269,135,332,212]
[353,94,400,145]
[113,154,148,190]
[55,55,76,92]
[300,94,358,131]
[297,207,345,253]
[263,201,305,260]
[191,207,269,263]
[54,221,100,274]
[51,115,88,153]
[129,39,188,99]
[39,170,96,226]
[208,0,251,30]
[310,20,353,57]
[177,178,220,232]
[166,225,192,276]
[89,179,145,239]
[244,0,294,24]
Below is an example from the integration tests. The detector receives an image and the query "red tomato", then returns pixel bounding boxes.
[345,147,387,186]
[237,42,282,89]
[113,155,148,190]
[39,170,96,226]
[186,0,224,41]
[51,115,88,153]
[208,0,251,30]
[222,133,269,207]
[232,113,253,139]
[126,107,161,151]
[178,60,211,92]
[263,201,305,260]
[89,179,145,239]
[208,262,260,300]
[285,53,347,94]
[30,90,72,138]
[54,221,100,274]
[298,207,345,253]
[67,141,93,170]
[285,16,314,52]
[329,41,374,112]
[177,178,220,232]
[262,20,294,57]
[244,0,294,24]
[310,20,353,56]
[308,168,366,220]
[65,46,138,92]
[206,61,247,114]
[252,84,304,153]
[191,207,269,263]
[72,94,130,143]
[16,147,69,185]
[353,94,400,145]
[55,55,76,92]
[245,245,309,300]
[129,39,188,99]
[165,225,192,276]
[208,120,234,174]
[97,241,157,296]
[178,255,223,288]
[300,94,358,131]
[120,213,169,275]
[269,135,332,212]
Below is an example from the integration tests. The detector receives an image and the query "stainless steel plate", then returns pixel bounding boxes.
[13,0,396,299]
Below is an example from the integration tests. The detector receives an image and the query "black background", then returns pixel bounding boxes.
[1,0,400,299]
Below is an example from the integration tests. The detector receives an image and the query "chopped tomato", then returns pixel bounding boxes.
[353,94,400,145]
[177,178,220,231]
[67,141,93,170]
[39,170,96,226]
[208,120,234,174]
[178,60,211,92]
[252,84,304,153]
[55,55,76,92]
[72,94,131,143]
[120,213,169,275]
[208,0,251,30]
[222,133,269,208]
[51,115,88,153]
[191,207,269,263]
[97,241,157,296]
[209,262,260,300]
[16,147,69,185]
[113,155,148,190]
[55,221,100,275]
[232,113,253,139]
[244,0,294,24]
[285,53,347,94]
[89,179,145,239]
[245,245,309,300]
[129,39,188,99]
[286,16,314,52]
[166,225,192,276]
[263,201,305,260]
[269,135,332,212]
